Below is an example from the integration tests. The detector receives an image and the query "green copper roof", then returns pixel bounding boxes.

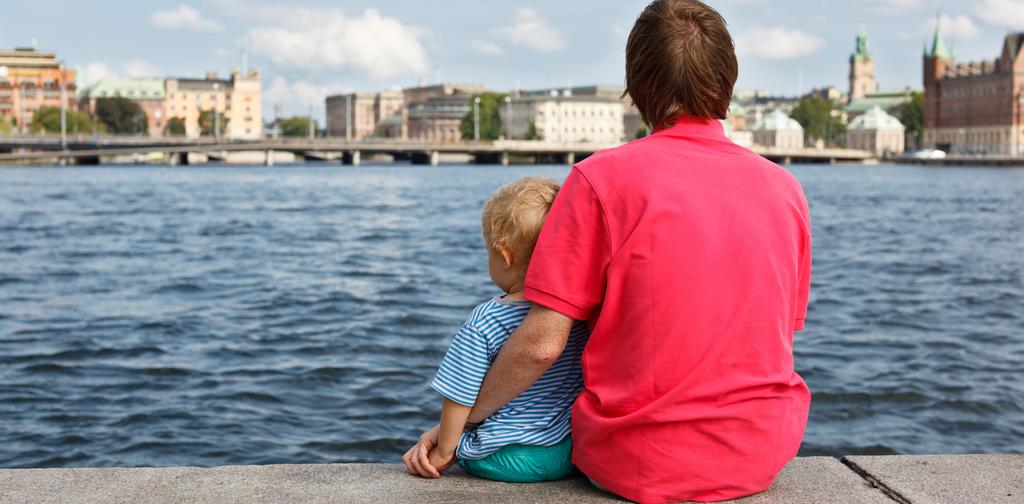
[754,110,803,132]
[852,27,871,61]
[848,106,905,131]
[78,77,166,100]
[930,13,951,59]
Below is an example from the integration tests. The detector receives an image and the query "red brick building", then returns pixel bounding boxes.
[923,22,1024,156]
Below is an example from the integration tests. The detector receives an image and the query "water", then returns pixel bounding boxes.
[0,163,1021,469]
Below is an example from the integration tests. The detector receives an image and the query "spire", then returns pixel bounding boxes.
[930,12,951,59]
[853,26,871,61]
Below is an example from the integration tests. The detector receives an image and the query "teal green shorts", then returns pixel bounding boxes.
[460,435,575,483]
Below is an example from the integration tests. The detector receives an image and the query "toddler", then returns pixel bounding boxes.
[418,176,587,482]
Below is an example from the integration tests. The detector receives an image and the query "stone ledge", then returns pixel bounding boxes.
[0,455,1019,503]
[844,454,1024,504]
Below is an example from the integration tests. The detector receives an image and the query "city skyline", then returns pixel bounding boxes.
[3,0,1024,119]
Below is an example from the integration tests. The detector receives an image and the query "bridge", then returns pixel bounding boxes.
[0,135,876,166]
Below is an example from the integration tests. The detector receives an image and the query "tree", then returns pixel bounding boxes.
[459,92,508,141]
[29,106,93,134]
[198,109,229,137]
[525,121,543,141]
[95,97,148,135]
[164,117,186,137]
[790,96,846,146]
[0,117,13,135]
[897,92,924,148]
[278,116,317,137]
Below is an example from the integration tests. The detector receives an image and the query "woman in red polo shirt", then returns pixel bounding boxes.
[406,1,812,502]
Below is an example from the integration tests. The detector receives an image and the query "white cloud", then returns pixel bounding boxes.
[263,77,331,119]
[491,8,566,53]
[924,15,980,40]
[150,4,222,32]
[122,60,162,78]
[79,63,112,87]
[975,0,1024,29]
[240,7,428,79]
[79,61,162,86]
[857,0,926,14]
[735,27,825,60]
[470,40,505,57]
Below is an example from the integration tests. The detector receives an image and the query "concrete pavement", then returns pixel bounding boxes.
[0,455,1020,503]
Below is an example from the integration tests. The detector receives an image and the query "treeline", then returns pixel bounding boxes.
[27,97,150,136]
[454,92,541,141]
[24,97,232,137]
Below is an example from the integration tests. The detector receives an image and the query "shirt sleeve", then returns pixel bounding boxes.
[430,323,491,407]
[524,168,612,321]
[794,198,812,332]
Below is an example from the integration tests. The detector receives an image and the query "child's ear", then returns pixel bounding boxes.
[497,244,514,269]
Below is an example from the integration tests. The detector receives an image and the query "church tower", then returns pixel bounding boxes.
[923,13,953,131]
[849,27,877,100]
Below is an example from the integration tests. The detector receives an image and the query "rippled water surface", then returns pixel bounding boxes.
[1,163,1021,468]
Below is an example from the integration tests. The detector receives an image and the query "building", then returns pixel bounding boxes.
[846,105,906,157]
[752,109,804,149]
[78,78,166,137]
[402,83,483,142]
[844,28,918,124]
[0,47,77,132]
[845,88,916,118]
[164,69,262,140]
[726,102,749,132]
[522,85,640,140]
[325,90,403,140]
[849,28,878,100]
[734,92,801,131]
[721,119,753,148]
[407,95,471,143]
[325,83,482,140]
[923,18,1024,156]
[502,92,624,143]
[403,83,484,107]
[224,69,263,140]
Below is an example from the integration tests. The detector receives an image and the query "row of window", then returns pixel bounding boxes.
[95,90,160,98]
[539,125,621,134]
[942,84,1007,99]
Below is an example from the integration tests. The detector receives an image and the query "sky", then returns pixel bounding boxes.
[4,0,1024,120]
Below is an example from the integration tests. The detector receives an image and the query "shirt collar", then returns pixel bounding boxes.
[652,115,727,140]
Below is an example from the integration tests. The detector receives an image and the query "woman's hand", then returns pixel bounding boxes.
[403,424,441,478]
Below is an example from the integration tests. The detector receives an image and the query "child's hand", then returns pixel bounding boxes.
[427,446,457,474]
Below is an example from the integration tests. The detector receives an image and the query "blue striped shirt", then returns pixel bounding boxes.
[431,296,589,460]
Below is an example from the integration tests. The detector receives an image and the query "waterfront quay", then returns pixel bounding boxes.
[1,455,1021,503]
[0,135,875,166]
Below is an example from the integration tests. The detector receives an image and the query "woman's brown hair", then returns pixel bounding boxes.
[625,0,739,129]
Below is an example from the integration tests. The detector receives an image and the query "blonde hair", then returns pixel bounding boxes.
[482,176,561,261]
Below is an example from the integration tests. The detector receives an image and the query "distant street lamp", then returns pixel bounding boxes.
[473,96,482,142]
[503,95,512,140]
[1016,93,1024,157]
[212,83,221,140]
[59,61,67,150]
[345,94,352,142]
[307,102,314,140]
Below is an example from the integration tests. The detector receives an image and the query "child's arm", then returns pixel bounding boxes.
[428,398,472,472]
[418,322,491,477]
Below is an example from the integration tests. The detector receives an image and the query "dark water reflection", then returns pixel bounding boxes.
[0,163,1021,468]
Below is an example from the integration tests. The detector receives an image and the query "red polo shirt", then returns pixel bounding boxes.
[524,117,812,503]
